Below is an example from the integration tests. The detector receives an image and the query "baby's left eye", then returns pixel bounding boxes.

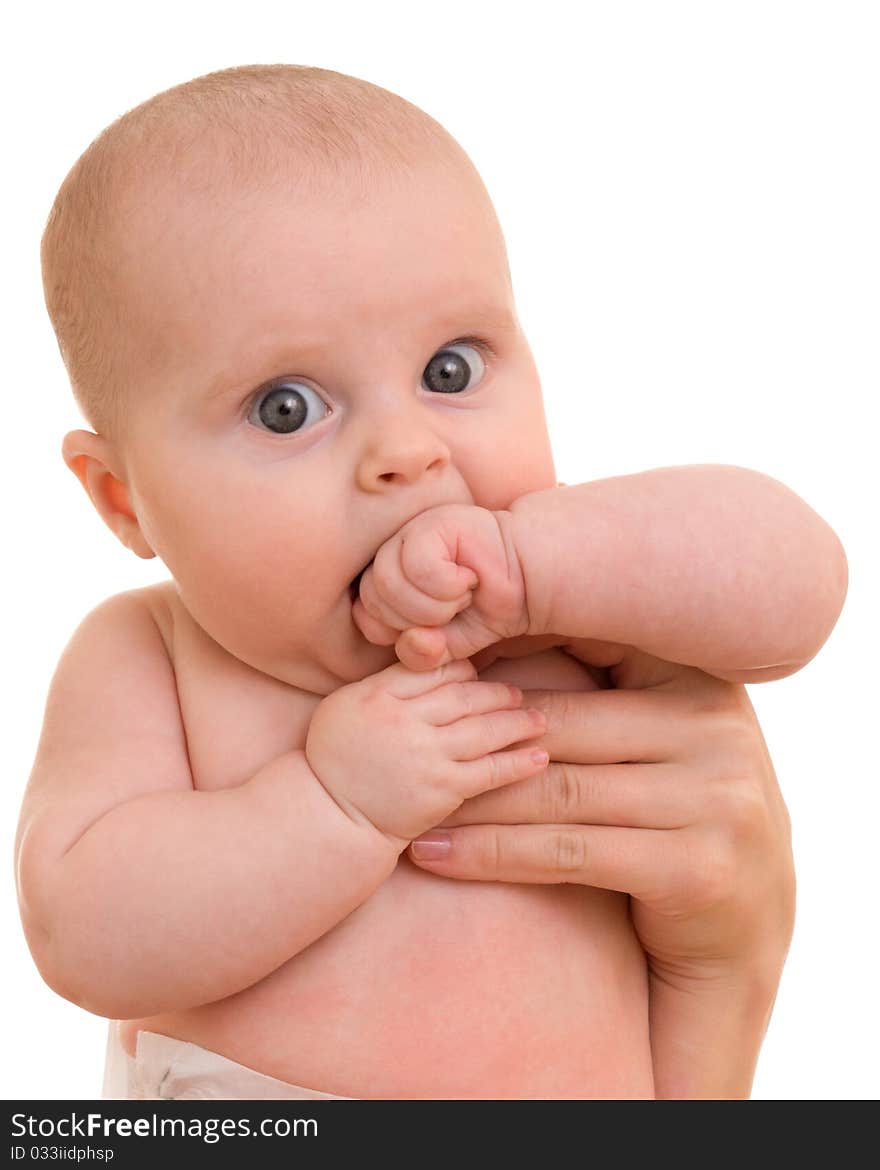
[422,344,486,394]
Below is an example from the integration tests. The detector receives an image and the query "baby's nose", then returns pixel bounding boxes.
[355,421,452,493]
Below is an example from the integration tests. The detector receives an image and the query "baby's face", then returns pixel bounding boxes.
[113,157,556,693]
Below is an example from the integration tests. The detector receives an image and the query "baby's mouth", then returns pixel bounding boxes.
[349,560,373,603]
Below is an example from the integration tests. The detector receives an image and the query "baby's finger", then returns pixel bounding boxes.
[370,541,470,625]
[395,627,451,672]
[426,609,501,664]
[400,528,479,599]
[362,568,470,634]
[445,706,547,761]
[417,679,525,726]
[455,745,551,798]
[351,596,398,645]
[357,568,414,631]
[372,535,475,617]
[380,656,477,698]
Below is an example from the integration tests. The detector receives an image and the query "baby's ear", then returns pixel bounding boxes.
[61,429,156,560]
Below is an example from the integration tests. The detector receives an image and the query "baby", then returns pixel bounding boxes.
[16,64,846,1100]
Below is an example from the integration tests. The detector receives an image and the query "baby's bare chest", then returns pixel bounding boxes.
[157,614,317,793]
[152,584,604,792]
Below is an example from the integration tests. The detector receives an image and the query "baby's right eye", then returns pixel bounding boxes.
[248,381,329,435]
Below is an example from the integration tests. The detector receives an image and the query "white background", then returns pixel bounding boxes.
[3,1,877,1100]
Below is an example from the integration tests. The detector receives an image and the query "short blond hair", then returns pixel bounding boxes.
[41,63,467,441]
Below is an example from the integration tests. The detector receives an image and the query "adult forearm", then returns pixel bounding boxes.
[21,751,400,1018]
[649,969,780,1099]
[510,465,847,679]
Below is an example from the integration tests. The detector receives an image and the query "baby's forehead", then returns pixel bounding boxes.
[110,121,473,264]
[113,129,500,301]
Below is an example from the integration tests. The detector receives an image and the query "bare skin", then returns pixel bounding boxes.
[409,644,796,1097]
[16,147,842,1097]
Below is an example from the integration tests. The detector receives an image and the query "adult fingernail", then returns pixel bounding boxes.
[410,831,452,860]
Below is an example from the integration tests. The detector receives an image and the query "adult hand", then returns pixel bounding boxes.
[409,643,796,1097]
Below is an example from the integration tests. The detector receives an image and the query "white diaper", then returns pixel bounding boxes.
[101,1021,353,1100]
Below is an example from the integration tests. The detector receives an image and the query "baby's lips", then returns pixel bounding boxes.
[348,559,374,602]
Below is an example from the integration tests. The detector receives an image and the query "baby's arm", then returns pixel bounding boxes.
[507,465,848,682]
[356,465,848,683]
[15,593,544,1019]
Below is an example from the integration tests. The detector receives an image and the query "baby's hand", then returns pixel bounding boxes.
[352,504,529,670]
[305,659,547,845]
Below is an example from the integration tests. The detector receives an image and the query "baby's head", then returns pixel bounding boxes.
[43,64,556,693]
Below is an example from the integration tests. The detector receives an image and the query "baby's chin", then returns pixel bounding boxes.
[328,640,399,689]
[269,638,398,696]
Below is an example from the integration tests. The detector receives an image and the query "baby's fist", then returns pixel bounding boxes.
[353,504,529,669]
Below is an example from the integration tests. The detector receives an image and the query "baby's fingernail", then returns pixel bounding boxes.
[410,831,451,860]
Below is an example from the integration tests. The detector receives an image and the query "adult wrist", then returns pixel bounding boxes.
[649,958,785,1099]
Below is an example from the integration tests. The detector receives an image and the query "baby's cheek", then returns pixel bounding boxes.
[462,429,556,511]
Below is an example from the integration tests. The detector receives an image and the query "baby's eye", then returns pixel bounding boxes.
[422,343,486,395]
[248,381,329,435]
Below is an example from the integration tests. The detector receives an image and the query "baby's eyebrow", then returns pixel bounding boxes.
[437,306,518,335]
[200,308,517,402]
[199,341,324,402]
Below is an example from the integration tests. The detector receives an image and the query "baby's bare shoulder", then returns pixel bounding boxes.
[17,583,193,871]
[53,581,183,718]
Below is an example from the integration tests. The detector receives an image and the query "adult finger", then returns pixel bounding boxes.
[407,823,685,901]
[523,687,698,765]
[440,761,690,830]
